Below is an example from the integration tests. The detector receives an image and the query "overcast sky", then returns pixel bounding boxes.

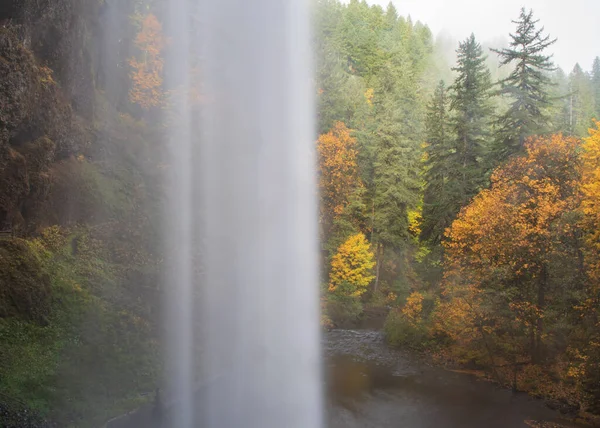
[365,0,599,73]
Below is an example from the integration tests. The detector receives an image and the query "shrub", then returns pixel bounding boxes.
[384,291,431,349]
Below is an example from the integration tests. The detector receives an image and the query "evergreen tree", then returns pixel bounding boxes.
[372,62,421,251]
[337,0,385,77]
[448,34,493,200]
[548,67,571,134]
[491,8,556,160]
[421,35,493,245]
[370,59,423,290]
[314,0,368,133]
[421,80,451,245]
[384,2,398,28]
[592,56,600,119]
[568,63,595,137]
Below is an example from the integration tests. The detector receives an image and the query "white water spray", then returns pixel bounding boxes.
[165,0,322,427]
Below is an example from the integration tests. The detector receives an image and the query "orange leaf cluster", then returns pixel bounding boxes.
[401,291,424,325]
[439,134,582,353]
[316,121,361,220]
[129,14,165,109]
[580,121,600,284]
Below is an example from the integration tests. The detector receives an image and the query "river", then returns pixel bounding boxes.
[325,329,581,428]
[108,329,583,427]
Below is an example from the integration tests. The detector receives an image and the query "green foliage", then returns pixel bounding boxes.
[371,60,423,250]
[0,229,160,427]
[46,158,130,225]
[448,34,492,189]
[491,8,557,160]
[421,80,451,245]
[313,1,600,420]
[421,34,494,247]
[325,285,364,327]
[567,63,596,137]
[0,4,164,426]
[314,0,435,296]
[0,239,52,323]
[384,310,429,349]
[593,57,600,119]
[384,291,432,350]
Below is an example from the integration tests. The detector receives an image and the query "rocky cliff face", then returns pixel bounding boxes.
[0,26,87,231]
[0,0,144,234]
[0,1,165,426]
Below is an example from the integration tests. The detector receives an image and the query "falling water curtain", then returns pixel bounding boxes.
[164,0,322,427]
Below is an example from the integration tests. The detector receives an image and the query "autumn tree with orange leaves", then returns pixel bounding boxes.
[316,121,366,259]
[317,121,361,221]
[129,14,166,110]
[438,134,584,368]
[574,121,600,410]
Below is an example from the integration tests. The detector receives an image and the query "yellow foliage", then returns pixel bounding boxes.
[129,14,165,109]
[402,291,424,324]
[408,208,422,237]
[386,292,397,304]
[580,120,600,285]
[364,88,374,106]
[329,233,375,297]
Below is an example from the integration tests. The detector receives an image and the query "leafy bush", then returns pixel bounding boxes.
[0,229,160,427]
[384,291,431,349]
[384,309,429,349]
[325,290,363,328]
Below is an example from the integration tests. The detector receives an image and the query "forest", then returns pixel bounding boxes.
[0,0,599,426]
[314,0,600,422]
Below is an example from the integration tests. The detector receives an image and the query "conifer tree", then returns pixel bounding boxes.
[592,57,600,119]
[448,34,493,202]
[491,8,556,159]
[568,63,595,137]
[372,61,421,252]
[421,80,451,245]
[421,35,493,245]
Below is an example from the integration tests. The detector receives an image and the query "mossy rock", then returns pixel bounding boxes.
[0,239,51,323]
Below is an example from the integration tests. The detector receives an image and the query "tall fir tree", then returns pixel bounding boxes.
[421,35,493,246]
[448,34,493,201]
[592,56,600,119]
[491,8,556,160]
[372,61,421,251]
[548,67,571,134]
[421,80,451,245]
[370,58,423,289]
[568,63,595,137]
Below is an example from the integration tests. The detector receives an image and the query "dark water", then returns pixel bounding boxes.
[325,330,579,428]
[110,329,582,427]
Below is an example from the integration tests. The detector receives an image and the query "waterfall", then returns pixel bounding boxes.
[164,0,322,427]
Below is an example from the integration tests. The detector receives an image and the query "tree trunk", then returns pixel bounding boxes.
[478,325,501,385]
[370,200,375,244]
[512,356,518,393]
[374,243,382,293]
[534,264,547,364]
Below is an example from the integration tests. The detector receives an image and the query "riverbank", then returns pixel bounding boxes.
[419,347,600,427]
[326,329,591,428]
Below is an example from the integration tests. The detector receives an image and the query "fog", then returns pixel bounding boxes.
[366,0,600,72]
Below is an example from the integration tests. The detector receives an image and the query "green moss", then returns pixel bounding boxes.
[0,239,52,322]
[0,230,160,427]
